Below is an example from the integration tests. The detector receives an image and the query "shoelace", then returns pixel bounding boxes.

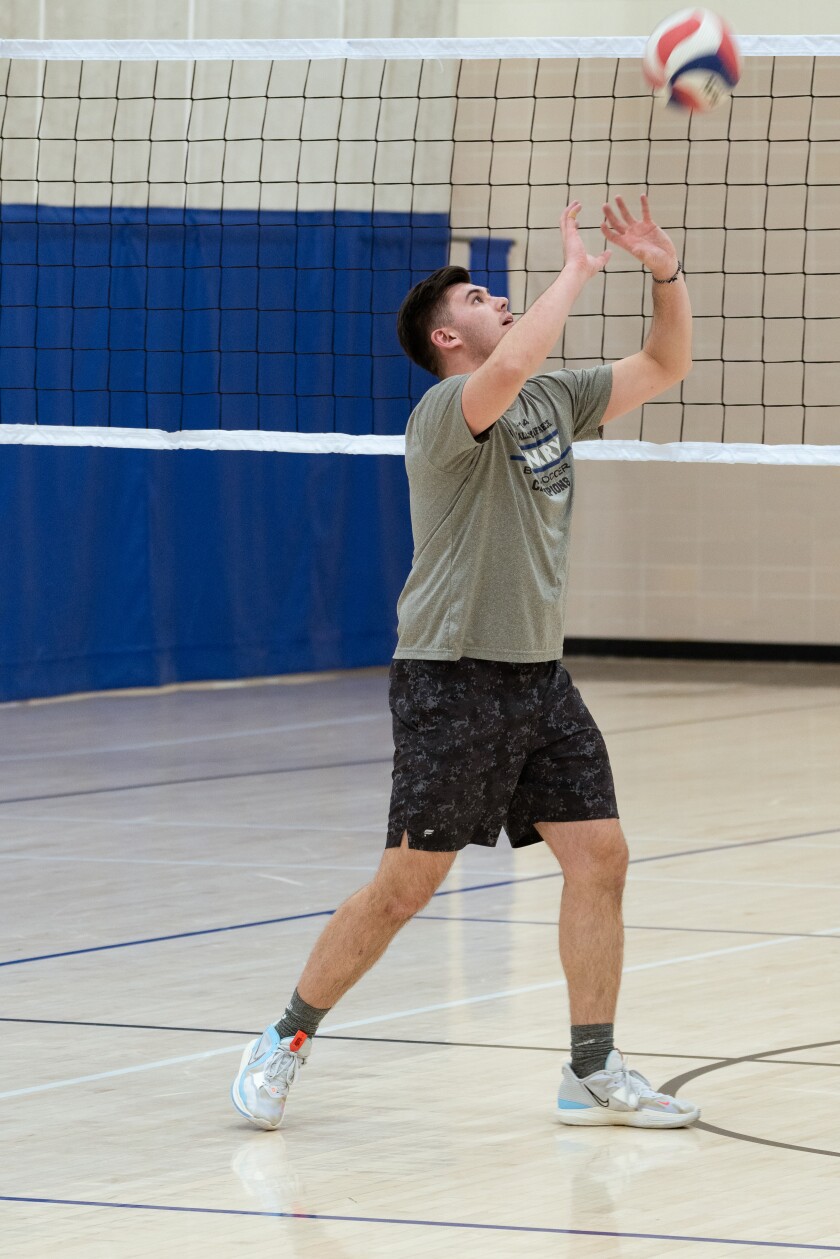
[604,1059,643,1108]
[264,1045,304,1090]
[626,1068,671,1104]
[594,1059,667,1110]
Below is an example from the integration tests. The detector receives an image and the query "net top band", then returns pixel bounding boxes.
[2,35,840,61]
[2,427,839,467]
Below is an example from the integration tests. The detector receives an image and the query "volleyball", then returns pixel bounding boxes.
[643,8,741,111]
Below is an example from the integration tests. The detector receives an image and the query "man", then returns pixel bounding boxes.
[232,195,698,1130]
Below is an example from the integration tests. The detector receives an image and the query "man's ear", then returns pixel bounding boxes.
[430,326,462,353]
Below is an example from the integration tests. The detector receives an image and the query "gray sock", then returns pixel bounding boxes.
[274,988,331,1041]
[570,1023,615,1079]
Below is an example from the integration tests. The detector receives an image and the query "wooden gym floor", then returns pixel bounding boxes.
[1,656,838,1258]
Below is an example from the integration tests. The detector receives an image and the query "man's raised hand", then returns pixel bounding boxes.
[601,195,679,282]
[561,202,612,280]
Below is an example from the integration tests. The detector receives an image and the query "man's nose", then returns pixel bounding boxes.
[496,296,509,312]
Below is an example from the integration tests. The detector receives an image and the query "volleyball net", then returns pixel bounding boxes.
[1,36,839,464]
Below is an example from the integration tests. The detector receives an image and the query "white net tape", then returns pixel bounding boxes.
[2,423,839,466]
[4,37,840,60]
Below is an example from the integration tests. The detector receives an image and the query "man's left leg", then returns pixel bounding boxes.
[537,818,627,1032]
[537,817,700,1128]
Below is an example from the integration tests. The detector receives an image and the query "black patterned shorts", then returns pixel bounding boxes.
[387,658,619,852]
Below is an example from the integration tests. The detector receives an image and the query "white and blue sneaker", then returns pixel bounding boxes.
[231,1026,311,1130]
[556,1049,700,1128]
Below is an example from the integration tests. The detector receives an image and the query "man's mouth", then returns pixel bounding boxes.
[501,314,514,326]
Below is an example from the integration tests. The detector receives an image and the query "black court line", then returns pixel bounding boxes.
[628,825,840,867]
[1,1195,838,1250]
[1,696,837,804]
[0,756,392,807]
[2,824,837,969]
[2,1018,838,1072]
[0,1017,722,1061]
[661,1039,840,1160]
[604,698,840,739]
[427,825,840,900]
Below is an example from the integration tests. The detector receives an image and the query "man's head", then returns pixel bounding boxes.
[397,265,514,378]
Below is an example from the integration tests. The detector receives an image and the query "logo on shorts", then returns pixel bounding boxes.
[423,829,435,836]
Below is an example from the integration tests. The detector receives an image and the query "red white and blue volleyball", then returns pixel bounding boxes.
[643,8,741,111]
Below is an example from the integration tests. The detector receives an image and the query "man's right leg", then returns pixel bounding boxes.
[295,833,458,1010]
[231,834,457,1129]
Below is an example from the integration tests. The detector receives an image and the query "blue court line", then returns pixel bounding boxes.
[0,909,335,969]
[2,825,836,970]
[1,1195,838,1250]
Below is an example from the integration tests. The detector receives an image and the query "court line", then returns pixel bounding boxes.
[1,696,835,765]
[628,826,840,868]
[604,698,840,739]
[631,875,840,891]
[1,1194,838,1250]
[0,1017,716,1057]
[0,1044,248,1098]
[0,854,380,871]
[0,712,382,763]
[3,1017,838,1070]
[418,916,840,941]
[696,1120,840,1160]
[0,756,393,807]
[0,909,337,968]
[0,933,829,1100]
[1,693,838,802]
[661,1039,840,1160]
[0,821,834,878]
[3,824,838,969]
[0,807,819,846]
[0,811,385,835]
[317,934,838,1035]
[432,826,840,898]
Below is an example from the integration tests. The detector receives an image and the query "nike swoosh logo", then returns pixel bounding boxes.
[582,1083,611,1107]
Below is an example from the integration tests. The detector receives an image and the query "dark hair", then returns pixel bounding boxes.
[396,265,471,377]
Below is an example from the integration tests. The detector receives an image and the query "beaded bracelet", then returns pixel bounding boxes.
[652,260,684,284]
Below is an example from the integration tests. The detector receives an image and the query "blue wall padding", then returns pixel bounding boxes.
[0,203,515,700]
[469,237,515,298]
[0,205,450,433]
[0,445,413,701]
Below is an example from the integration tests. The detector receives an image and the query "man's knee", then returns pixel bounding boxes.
[538,818,628,889]
[372,835,456,922]
[376,887,433,924]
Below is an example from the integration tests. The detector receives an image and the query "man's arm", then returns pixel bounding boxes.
[461,202,610,436]
[599,195,693,424]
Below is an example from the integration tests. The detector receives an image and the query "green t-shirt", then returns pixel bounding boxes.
[393,365,613,663]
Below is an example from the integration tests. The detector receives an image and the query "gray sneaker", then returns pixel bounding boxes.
[231,1025,311,1130]
[556,1049,700,1128]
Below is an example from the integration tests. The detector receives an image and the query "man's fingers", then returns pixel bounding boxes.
[602,204,625,233]
[601,222,625,247]
[614,195,636,226]
[640,193,653,223]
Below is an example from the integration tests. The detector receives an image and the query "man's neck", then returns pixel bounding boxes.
[440,353,485,379]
